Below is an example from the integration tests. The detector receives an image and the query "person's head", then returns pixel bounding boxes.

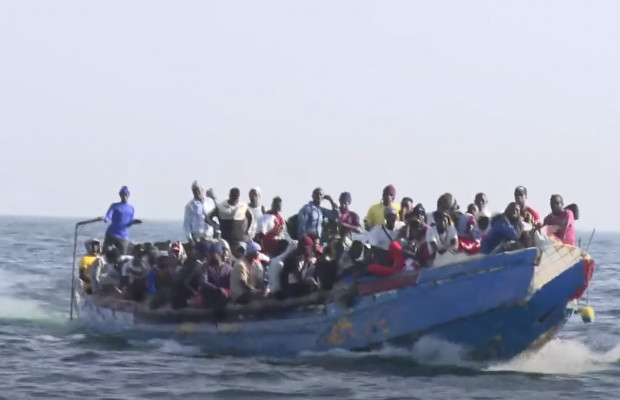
[85,239,101,255]
[339,192,352,212]
[229,187,241,204]
[156,255,170,273]
[132,243,145,259]
[437,193,454,213]
[400,197,413,220]
[245,241,261,260]
[233,242,246,259]
[191,181,204,201]
[119,186,130,203]
[271,196,282,213]
[467,203,478,215]
[297,235,315,258]
[504,202,521,223]
[411,203,427,223]
[146,247,160,266]
[170,241,184,260]
[382,185,396,206]
[208,242,224,264]
[514,186,528,208]
[474,193,488,211]
[408,218,426,240]
[384,206,398,229]
[311,187,324,205]
[550,194,564,215]
[434,211,452,235]
[249,187,261,206]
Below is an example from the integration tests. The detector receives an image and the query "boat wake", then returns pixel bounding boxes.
[487,338,620,375]
[296,335,620,376]
[0,269,66,329]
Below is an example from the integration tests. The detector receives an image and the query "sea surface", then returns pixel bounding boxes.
[0,216,618,400]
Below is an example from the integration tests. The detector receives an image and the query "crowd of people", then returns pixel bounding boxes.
[77,183,578,310]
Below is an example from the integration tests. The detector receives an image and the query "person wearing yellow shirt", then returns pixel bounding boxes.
[365,185,401,230]
[79,239,101,294]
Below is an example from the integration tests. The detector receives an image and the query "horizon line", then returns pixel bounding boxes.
[0,213,606,234]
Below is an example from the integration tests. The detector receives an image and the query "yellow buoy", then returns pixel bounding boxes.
[579,307,595,323]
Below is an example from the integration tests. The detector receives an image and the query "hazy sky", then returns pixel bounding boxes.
[1,1,618,231]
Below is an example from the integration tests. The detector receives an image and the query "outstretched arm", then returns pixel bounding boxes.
[103,204,114,223]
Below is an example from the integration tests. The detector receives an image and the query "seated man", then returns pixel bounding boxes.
[146,253,175,309]
[423,211,459,262]
[79,239,101,294]
[90,245,131,295]
[456,206,481,254]
[543,194,576,245]
[120,244,148,301]
[230,241,267,304]
[279,236,319,299]
[200,243,233,309]
[480,202,523,254]
[368,206,405,262]
[514,186,542,226]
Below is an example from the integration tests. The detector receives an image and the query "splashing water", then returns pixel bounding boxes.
[487,338,620,375]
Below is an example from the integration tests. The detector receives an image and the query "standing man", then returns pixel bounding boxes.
[296,187,339,241]
[365,185,401,230]
[102,186,142,254]
[183,181,210,243]
[247,187,266,240]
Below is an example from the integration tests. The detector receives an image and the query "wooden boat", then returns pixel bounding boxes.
[73,234,595,361]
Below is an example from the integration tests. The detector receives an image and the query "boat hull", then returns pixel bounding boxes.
[75,245,592,360]
[390,256,587,360]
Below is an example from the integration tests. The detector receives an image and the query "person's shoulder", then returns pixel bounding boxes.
[368,203,381,210]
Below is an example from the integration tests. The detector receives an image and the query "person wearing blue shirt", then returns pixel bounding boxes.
[102,186,142,254]
[296,187,339,241]
[480,202,523,254]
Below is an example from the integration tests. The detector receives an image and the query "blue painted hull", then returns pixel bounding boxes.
[416,258,587,360]
[76,245,591,361]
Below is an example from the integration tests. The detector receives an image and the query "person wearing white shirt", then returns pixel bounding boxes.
[247,187,266,240]
[183,181,213,242]
[368,206,405,251]
[425,211,459,255]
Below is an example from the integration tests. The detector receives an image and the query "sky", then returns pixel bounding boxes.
[0,1,618,230]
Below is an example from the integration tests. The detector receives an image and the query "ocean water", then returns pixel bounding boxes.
[0,216,618,400]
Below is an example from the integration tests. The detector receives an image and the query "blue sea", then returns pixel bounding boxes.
[0,216,618,400]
